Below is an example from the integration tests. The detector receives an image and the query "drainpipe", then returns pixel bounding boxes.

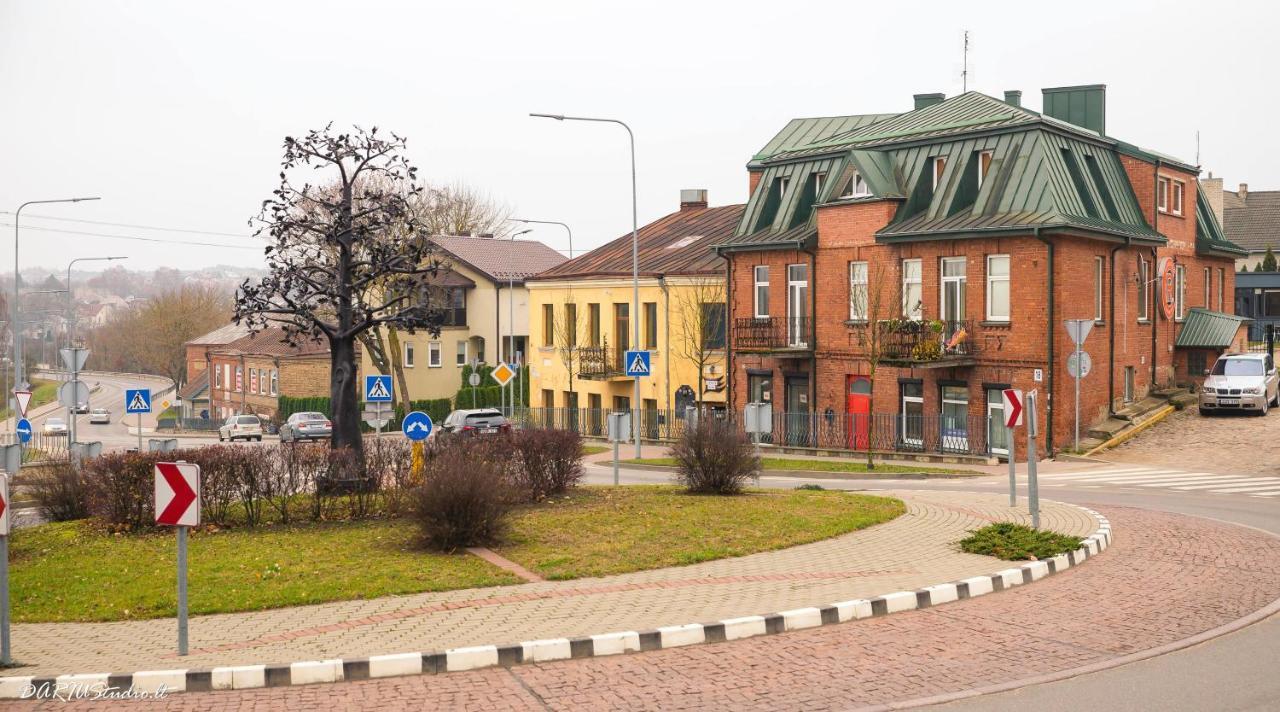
[1032,227,1055,454]
[724,253,735,412]
[659,276,672,420]
[1108,238,1130,416]
[802,244,818,432]
[1151,160,1163,390]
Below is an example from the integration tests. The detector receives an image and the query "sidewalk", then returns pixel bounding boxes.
[5,491,1096,678]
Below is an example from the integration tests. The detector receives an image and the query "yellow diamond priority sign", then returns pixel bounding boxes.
[490,362,516,387]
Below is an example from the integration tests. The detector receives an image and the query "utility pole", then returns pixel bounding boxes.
[962,30,970,92]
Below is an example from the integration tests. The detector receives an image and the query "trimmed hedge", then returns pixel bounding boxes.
[276,395,452,432]
[456,364,529,409]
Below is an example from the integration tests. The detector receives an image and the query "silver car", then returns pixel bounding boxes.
[88,408,111,424]
[280,411,332,443]
[218,414,264,442]
[1198,352,1280,416]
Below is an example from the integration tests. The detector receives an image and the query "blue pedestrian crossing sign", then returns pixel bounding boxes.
[364,375,393,403]
[624,350,652,377]
[125,388,152,414]
[401,410,433,441]
[15,418,32,444]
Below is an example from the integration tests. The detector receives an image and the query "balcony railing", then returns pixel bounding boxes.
[577,339,628,379]
[732,316,813,352]
[877,319,978,364]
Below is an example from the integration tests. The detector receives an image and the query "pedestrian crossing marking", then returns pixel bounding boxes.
[367,379,390,400]
[1041,465,1280,497]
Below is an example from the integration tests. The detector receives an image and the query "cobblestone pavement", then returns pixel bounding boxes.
[1104,407,1280,476]
[21,505,1277,710]
[5,492,1095,679]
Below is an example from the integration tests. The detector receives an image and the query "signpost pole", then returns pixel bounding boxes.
[613,437,619,486]
[1007,420,1016,507]
[177,524,188,656]
[1074,340,1082,452]
[1027,392,1040,530]
[137,412,143,452]
[0,534,8,665]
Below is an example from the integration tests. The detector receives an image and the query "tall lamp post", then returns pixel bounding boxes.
[65,256,127,448]
[12,197,100,423]
[530,113,641,457]
[505,229,533,417]
[509,219,574,259]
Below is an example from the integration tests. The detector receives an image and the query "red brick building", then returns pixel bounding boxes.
[715,87,1246,459]
[206,327,333,422]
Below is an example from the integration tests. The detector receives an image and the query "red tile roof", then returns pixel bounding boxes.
[531,204,741,280]
[431,235,566,283]
[215,327,331,358]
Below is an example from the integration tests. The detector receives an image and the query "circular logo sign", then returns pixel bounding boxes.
[1158,257,1176,320]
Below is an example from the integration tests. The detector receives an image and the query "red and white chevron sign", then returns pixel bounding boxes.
[0,473,10,536]
[154,462,200,527]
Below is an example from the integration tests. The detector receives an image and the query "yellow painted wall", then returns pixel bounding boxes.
[527,276,727,414]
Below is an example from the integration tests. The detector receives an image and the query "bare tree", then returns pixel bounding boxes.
[235,124,446,457]
[671,277,727,403]
[86,285,229,385]
[417,181,512,237]
[555,289,585,398]
[849,258,896,470]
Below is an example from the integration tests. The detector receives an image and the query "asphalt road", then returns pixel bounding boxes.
[582,461,1280,711]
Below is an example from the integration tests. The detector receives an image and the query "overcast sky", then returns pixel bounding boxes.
[2,0,1276,272]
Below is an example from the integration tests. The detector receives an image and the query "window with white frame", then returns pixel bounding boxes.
[404,341,415,368]
[932,157,947,190]
[1094,256,1105,321]
[1175,264,1186,320]
[813,172,826,199]
[941,257,967,324]
[1203,267,1211,308]
[985,255,1010,322]
[235,365,243,392]
[1157,176,1169,213]
[270,370,278,396]
[214,364,222,388]
[841,171,871,198]
[753,265,770,318]
[1171,180,1184,216]
[1138,259,1150,321]
[848,261,868,321]
[456,340,468,366]
[902,259,923,319]
[428,341,442,368]
[977,150,993,188]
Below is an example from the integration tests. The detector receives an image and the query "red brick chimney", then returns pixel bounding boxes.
[680,189,708,211]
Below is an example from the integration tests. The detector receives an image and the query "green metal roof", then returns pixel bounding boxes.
[1175,308,1250,348]
[1195,187,1248,256]
[750,114,896,167]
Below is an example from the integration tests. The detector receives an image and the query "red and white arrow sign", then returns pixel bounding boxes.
[1002,389,1024,429]
[13,390,31,418]
[155,462,200,527]
[0,473,10,537]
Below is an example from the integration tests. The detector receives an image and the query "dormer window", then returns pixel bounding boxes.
[841,171,871,198]
[813,172,826,199]
[977,150,993,188]
[932,156,947,190]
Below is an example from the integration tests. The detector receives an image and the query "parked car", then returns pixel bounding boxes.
[1198,352,1280,416]
[218,414,264,442]
[280,411,332,443]
[440,408,511,436]
[43,417,68,436]
[88,408,111,424]
[72,401,90,414]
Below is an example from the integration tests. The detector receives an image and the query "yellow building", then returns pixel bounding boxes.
[527,191,742,437]
[360,234,566,403]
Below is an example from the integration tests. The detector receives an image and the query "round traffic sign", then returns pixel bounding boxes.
[468,372,481,387]
[401,411,434,441]
[1067,351,1093,379]
[15,418,32,444]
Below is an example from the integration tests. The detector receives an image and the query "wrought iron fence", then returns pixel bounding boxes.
[732,316,813,351]
[877,319,978,362]
[510,407,998,458]
[1247,323,1276,357]
[0,431,70,462]
[577,341,627,378]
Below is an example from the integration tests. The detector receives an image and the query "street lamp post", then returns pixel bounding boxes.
[509,219,574,259]
[12,197,100,427]
[530,114,641,458]
[506,229,533,417]
[65,256,127,450]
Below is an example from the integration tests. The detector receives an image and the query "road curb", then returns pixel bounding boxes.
[0,504,1111,699]
[594,462,983,480]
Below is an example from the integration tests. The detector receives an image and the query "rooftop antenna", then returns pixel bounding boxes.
[1195,130,1201,166]
[962,30,969,92]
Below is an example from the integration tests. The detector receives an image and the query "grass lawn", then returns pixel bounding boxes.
[581,445,610,456]
[621,456,976,476]
[0,378,56,421]
[9,486,903,623]
[958,523,1082,560]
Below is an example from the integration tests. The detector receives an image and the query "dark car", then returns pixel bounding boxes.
[280,411,332,443]
[440,408,511,436]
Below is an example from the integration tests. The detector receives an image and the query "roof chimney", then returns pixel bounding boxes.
[1239,183,1248,203]
[1200,175,1224,222]
[1041,84,1106,135]
[680,188,708,210]
[913,93,945,110]
[1003,90,1022,107]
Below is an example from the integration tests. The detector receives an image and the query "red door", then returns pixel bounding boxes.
[846,376,871,449]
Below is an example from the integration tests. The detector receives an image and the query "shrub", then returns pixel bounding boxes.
[670,417,760,495]
[27,462,87,522]
[511,428,584,502]
[958,522,1082,561]
[82,450,163,529]
[412,438,515,550]
[365,437,414,516]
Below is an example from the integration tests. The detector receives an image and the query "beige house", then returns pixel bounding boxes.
[359,234,566,402]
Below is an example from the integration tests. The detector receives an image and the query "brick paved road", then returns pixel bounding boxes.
[18,505,1276,710]
[4,492,1095,678]
[1105,407,1280,477]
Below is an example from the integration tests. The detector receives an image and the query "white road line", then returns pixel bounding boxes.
[1170,478,1279,490]
[1051,472,1211,484]
[1205,481,1280,493]
[1045,468,1163,478]
[1248,491,1280,497]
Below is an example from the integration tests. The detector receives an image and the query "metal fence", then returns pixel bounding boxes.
[510,407,1000,458]
[0,431,69,462]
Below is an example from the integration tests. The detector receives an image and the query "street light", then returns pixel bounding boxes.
[11,197,100,426]
[509,219,574,259]
[530,113,641,457]
[65,256,127,448]
[506,228,533,417]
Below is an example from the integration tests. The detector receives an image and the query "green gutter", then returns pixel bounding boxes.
[875,223,1166,245]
